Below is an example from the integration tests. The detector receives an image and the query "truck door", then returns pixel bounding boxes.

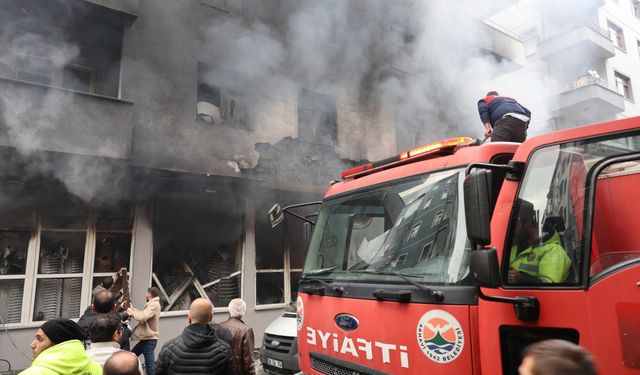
[475,123,640,375]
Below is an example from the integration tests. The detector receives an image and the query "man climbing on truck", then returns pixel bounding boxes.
[478,90,531,142]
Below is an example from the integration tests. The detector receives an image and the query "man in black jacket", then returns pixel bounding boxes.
[155,298,233,375]
[77,290,132,350]
[477,91,531,142]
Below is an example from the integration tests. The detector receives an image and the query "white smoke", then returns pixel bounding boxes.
[0,0,608,202]
[0,1,128,203]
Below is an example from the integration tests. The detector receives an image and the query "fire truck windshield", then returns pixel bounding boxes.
[303,168,471,285]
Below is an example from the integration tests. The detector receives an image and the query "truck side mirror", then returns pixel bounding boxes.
[469,248,500,288]
[463,170,493,247]
[268,204,284,228]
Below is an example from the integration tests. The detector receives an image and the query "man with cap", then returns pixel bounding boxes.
[19,318,102,374]
[508,199,571,284]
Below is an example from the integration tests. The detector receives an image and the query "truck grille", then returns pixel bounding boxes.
[262,363,296,375]
[310,353,389,375]
[263,333,295,354]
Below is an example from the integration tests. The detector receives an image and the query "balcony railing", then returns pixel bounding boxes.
[556,76,620,96]
[540,21,611,42]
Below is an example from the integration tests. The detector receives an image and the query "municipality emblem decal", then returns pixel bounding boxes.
[416,309,464,363]
[296,296,304,331]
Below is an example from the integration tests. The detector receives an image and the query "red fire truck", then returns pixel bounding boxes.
[269,116,640,374]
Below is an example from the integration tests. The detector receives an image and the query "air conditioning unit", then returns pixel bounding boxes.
[197,101,222,124]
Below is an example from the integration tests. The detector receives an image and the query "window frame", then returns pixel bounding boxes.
[607,20,626,51]
[614,70,634,101]
[501,130,640,290]
[14,54,97,94]
[297,88,339,146]
[196,62,250,129]
[1,206,136,328]
[632,0,640,19]
[584,152,640,285]
[254,220,301,310]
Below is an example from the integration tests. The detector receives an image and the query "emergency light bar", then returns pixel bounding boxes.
[341,137,473,180]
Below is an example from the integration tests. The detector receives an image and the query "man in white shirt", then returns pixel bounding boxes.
[86,314,123,366]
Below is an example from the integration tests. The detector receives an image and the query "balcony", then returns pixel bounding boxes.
[477,21,525,69]
[538,22,615,75]
[0,77,134,159]
[548,76,625,128]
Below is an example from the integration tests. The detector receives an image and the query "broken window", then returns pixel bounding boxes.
[62,64,95,92]
[152,195,243,312]
[5,2,124,97]
[255,201,311,306]
[15,55,54,86]
[298,88,338,146]
[14,56,96,93]
[255,202,284,305]
[197,62,249,129]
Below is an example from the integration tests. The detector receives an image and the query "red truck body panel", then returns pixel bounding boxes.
[297,116,640,374]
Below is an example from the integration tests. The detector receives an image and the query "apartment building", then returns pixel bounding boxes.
[0,0,523,369]
[487,0,640,130]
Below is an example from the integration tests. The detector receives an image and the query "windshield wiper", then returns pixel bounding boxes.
[300,277,344,295]
[353,270,444,302]
[301,267,344,295]
[304,266,339,276]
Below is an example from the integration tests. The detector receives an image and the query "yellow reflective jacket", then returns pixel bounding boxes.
[19,339,102,375]
[509,231,571,283]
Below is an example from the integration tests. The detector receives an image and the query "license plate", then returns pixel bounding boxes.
[266,357,283,368]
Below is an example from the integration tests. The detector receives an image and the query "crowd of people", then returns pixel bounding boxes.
[18,275,599,375]
[19,276,256,375]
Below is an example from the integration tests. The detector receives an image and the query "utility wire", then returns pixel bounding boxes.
[0,313,32,364]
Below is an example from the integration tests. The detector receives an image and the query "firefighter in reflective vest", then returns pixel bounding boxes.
[508,200,571,284]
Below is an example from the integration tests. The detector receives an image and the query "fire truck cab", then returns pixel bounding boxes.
[285,117,640,375]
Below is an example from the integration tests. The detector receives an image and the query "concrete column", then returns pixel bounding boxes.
[130,200,153,308]
[242,198,257,309]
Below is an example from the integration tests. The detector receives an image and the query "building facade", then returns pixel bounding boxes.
[0,0,526,370]
[487,0,640,130]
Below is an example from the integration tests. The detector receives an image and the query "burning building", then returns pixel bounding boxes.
[0,0,526,368]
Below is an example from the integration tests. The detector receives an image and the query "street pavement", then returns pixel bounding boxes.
[255,360,266,375]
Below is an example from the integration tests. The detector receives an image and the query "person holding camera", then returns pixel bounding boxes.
[78,290,132,350]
